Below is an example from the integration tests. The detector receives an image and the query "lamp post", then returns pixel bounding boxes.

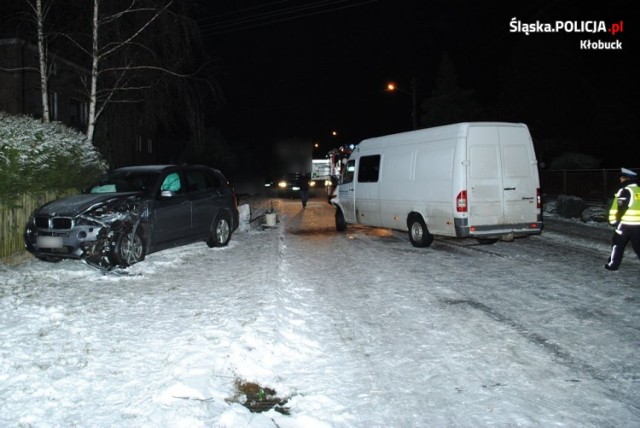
[386,76,417,130]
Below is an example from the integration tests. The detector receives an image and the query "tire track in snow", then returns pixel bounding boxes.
[339,217,640,416]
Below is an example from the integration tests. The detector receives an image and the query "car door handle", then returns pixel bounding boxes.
[504,187,516,191]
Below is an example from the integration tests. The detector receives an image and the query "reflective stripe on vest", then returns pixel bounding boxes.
[609,183,640,225]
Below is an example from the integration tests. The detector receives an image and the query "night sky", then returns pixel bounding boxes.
[0,0,635,167]
[198,0,635,165]
[199,0,492,142]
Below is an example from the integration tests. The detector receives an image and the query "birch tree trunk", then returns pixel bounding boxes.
[85,0,99,143]
[30,0,50,122]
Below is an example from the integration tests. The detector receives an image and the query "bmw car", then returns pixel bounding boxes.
[24,164,239,269]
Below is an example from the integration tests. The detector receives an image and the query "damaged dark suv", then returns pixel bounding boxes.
[24,164,239,269]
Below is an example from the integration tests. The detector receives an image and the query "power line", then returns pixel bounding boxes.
[199,0,377,34]
[198,0,378,37]
[198,0,301,23]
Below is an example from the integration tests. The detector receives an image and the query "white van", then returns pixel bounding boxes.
[331,122,542,246]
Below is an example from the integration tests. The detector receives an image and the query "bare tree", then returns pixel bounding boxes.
[0,0,56,122]
[27,0,52,122]
[56,0,217,148]
[3,0,220,159]
[79,0,173,142]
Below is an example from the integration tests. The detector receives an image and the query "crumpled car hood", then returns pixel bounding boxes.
[36,193,139,217]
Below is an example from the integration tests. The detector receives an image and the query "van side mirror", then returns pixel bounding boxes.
[161,190,174,198]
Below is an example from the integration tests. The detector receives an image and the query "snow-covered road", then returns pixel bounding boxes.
[1,195,638,427]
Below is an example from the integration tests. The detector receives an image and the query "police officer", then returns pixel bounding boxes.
[605,167,640,271]
[298,172,310,209]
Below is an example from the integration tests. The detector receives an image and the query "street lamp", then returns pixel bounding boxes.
[386,76,417,130]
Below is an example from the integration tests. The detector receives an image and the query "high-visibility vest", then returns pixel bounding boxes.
[609,183,640,225]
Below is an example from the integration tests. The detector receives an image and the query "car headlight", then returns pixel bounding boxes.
[278,181,288,188]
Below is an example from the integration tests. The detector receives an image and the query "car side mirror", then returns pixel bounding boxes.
[160,190,174,198]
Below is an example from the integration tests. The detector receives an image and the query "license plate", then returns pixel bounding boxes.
[37,236,63,248]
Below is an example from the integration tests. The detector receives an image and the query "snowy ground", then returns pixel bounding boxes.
[1,196,639,427]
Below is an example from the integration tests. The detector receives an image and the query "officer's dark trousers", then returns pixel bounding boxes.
[300,190,309,208]
[606,224,640,269]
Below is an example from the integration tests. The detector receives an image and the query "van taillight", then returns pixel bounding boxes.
[456,190,468,212]
[537,188,541,209]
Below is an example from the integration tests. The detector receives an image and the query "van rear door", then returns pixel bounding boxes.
[467,126,503,227]
[497,125,539,225]
[466,125,538,228]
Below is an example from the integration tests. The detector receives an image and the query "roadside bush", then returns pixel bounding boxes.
[556,194,585,219]
[0,112,108,199]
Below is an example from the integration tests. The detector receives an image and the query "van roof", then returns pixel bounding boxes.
[358,122,528,150]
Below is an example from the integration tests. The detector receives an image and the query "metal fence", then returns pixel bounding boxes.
[539,168,639,205]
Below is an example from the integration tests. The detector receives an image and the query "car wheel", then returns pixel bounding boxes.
[110,228,146,267]
[408,215,433,247]
[335,208,346,232]
[207,212,231,248]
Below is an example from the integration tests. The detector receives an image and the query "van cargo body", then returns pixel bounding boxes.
[331,122,542,247]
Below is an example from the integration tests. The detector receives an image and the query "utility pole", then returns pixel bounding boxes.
[386,77,418,130]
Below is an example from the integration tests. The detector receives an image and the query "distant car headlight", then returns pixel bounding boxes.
[309,181,316,187]
[278,181,288,188]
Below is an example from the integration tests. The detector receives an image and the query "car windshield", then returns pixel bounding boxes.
[87,171,160,196]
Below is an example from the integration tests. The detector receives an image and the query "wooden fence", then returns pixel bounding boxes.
[0,190,76,259]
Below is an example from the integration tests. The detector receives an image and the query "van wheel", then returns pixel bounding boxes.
[408,216,433,247]
[335,208,347,232]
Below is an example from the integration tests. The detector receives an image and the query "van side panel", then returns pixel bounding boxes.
[376,139,457,234]
[378,150,414,230]
[411,141,457,235]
